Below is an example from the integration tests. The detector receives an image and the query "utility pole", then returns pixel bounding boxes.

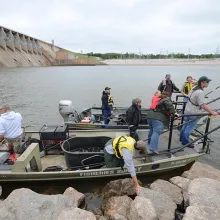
[139,48,141,59]
[215,47,220,59]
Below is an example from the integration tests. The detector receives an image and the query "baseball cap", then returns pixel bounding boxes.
[105,87,111,90]
[198,76,212,83]
[165,74,171,78]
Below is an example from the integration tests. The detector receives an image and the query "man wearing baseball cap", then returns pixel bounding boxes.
[180,76,219,148]
[101,87,113,124]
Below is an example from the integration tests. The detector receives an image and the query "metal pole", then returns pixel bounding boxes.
[181,102,186,124]
[168,116,175,150]
[172,125,220,154]
[202,116,211,150]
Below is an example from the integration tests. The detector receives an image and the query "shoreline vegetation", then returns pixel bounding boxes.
[102,58,220,66]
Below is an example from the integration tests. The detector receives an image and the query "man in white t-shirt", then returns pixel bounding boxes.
[0,104,23,158]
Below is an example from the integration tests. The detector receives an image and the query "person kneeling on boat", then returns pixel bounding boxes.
[0,104,23,159]
[104,136,146,195]
[147,91,176,154]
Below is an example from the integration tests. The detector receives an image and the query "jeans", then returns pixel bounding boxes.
[180,116,199,145]
[183,97,189,103]
[129,126,139,141]
[147,119,165,151]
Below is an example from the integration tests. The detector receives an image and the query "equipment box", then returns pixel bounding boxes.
[55,125,68,139]
[39,125,68,140]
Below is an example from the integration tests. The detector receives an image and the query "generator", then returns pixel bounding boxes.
[39,125,68,140]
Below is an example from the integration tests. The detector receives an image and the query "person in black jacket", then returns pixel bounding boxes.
[158,74,180,97]
[101,87,112,124]
[126,98,142,141]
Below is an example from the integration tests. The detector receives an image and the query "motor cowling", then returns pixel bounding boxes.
[59,100,74,122]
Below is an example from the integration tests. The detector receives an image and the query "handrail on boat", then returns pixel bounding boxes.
[167,111,220,151]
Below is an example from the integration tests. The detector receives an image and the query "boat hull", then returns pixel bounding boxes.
[0,153,202,183]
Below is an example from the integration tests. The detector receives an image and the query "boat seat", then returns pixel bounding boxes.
[0,152,10,164]
[12,143,42,172]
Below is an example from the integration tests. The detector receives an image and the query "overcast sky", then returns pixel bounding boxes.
[1,0,220,54]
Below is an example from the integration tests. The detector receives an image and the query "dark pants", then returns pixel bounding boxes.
[102,109,111,124]
[104,148,124,168]
[129,126,139,141]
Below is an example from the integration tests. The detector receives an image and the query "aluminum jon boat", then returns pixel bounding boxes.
[0,113,218,183]
[58,100,206,130]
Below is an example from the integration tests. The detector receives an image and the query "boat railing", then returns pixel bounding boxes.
[167,111,220,153]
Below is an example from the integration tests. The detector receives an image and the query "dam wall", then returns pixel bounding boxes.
[0,26,61,67]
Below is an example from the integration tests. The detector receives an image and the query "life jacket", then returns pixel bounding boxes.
[188,86,203,106]
[150,96,161,109]
[155,98,171,116]
[112,136,136,158]
[183,82,193,95]
[108,94,114,106]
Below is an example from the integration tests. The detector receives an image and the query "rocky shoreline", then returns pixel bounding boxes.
[1,162,220,220]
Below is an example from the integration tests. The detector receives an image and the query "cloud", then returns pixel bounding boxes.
[0,0,219,54]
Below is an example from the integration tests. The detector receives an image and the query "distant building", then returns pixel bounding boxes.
[56,49,76,60]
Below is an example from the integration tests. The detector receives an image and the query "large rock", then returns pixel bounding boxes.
[169,176,191,192]
[188,178,220,207]
[150,179,183,206]
[103,178,136,198]
[57,208,96,220]
[139,187,176,220]
[101,195,132,220]
[98,217,107,220]
[169,176,191,209]
[182,162,220,181]
[111,213,127,220]
[183,206,220,220]
[129,196,157,220]
[63,187,85,207]
[0,188,77,220]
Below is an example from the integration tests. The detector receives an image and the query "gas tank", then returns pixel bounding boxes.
[59,100,74,122]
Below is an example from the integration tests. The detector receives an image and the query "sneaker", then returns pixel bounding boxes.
[150,149,159,155]
[187,144,195,149]
[182,143,195,148]
[152,150,159,155]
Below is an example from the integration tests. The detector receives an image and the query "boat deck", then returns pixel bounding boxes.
[0,128,203,173]
[136,129,202,162]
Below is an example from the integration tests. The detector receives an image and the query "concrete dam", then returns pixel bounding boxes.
[0,26,61,67]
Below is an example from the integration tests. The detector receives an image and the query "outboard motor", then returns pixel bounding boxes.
[59,100,74,123]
